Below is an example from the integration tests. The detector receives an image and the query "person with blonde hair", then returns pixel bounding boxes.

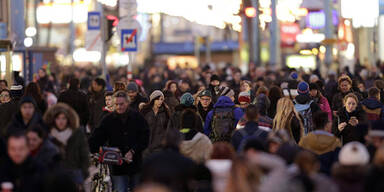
[273,97,304,143]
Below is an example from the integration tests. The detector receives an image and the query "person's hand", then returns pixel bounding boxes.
[124,150,134,163]
[349,117,358,126]
[338,122,347,131]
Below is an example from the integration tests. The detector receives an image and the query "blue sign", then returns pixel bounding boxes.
[121,29,138,52]
[380,0,384,15]
[88,12,101,30]
[0,23,7,39]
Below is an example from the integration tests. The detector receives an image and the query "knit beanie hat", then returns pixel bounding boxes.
[220,87,235,98]
[180,93,195,107]
[238,91,251,103]
[149,90,164,103]
[127,82,138,92]
[19,96,37,107]
[290,72,298,80]
[297,81,309,95]
[339,142,369,166]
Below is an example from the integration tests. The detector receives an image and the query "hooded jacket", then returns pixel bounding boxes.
[361,97,384,121]
[203,96,244,136]
[180,132,213,163]
[58,87,89,126]
[294,94,320,113]
[167,104,203,133]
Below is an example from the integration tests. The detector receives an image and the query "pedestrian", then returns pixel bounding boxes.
[332,75,363,115]
[333,93,367,145]
[0,79,7,90]
[231,104,270,151]
[114,81,126,93]
[208,74,221,103]
[0,89,18,137]
[163,80,180,114]
[273,97,304,143]
[374,79,384,104]
[58,78,90,127]
[24,82,48,114]
[229,69,242,100]
[309,83,333,122]
[225,156,261,192]
[204,88,244,142]
[268,85,283,118]
[238,91,251,111]
[294,81,320,134]
[7,96,46,136]
[168,92,203,133]
[255,94,273,129]
[43,103,90,188]
[26,125,59,168]
[332,142,369,192]
[0,132,46,192]
[299,111,341,175]
[361,87,384,122]
[127,81,148,112]
[89,91,149,192]
[365,144,384,192]
[196,89,214,126]
[37,68,54,93]
[88,77,106,131]
[141,90,170,156]
[101,91,114,115]
[0,89,11,104]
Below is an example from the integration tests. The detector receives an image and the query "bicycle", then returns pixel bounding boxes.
[90,147,130,192]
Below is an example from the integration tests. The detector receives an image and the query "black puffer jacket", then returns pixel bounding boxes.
[87,90,105,130]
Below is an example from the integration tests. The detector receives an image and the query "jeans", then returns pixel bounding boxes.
[111,175,130,192]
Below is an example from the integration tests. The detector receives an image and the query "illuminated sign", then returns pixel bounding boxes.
[286,55,316,71]
[306,10,338,29]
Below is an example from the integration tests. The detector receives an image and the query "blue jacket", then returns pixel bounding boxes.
[204,96,244,136]
[231,121,269,151]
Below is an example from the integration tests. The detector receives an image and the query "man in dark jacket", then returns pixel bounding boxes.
[127,82,148,112]
[299,111,341,175]
[361,87,384,122]
[87,78,106,131]
[196,90,213,125]
[58,78,89,127]
[89,91,149,192]
[208,75,221,103]
[7,96,46,136]
[37,68,54,93]
[0,132,45,192]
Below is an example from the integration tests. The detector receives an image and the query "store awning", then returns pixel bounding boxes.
[153,41,239,55]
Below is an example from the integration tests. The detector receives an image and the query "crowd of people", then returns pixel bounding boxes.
[0,62,384,192]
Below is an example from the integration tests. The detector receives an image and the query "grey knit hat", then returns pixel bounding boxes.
[127,82,139,92]
[149,90,164,103]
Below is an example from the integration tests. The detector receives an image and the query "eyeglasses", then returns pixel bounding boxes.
[0,94,10,98]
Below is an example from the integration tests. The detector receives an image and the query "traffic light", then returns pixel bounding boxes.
[245,7,257,18]
[106,15,118,41]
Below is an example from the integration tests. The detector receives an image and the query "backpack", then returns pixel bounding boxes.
[294,100,314,135]
[210,107,235,142]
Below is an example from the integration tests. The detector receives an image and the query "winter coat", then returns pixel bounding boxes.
[142,106,169,154]
[361,97,384,121]
[197,102,213,126]
[299,130,341,175]
[7,112,46,136]
[129,94,148,112]
[89,110,149,175]
[37,76,54,93]
[167,104,203,133]
[0,156,46,192]
[332,91,363,111]
[316,95,333,121]
[204,96,244,136]
[0,101,18,137]
[164,90,179,114]
[231,121,270,151]
[58,88,90,126]
[365,166,384,192]
[87,90,105,130]
[295,94,320,113]
[180,132,213,163]
[332,164,368,192]
[332,107,367,145]
[31,139,60,168]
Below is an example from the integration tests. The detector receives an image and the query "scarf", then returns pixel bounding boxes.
[50,128,72,146]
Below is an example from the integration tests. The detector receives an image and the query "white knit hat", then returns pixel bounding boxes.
[339,142,369,166]
[149,90,164,103]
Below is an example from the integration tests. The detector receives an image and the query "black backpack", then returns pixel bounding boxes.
[210,107,235,142]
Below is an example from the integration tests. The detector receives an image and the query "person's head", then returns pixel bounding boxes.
[374,79,384,90]
[238,92,251,109]
[245,104,259,122]
[114,91,130,114]
[105,91,114,108]
[273,97,303,135]
[113,81,126,93]
[243,137,266,157]
[358,82,365,92]
[210,74,220,87]
[220,87,235,102]
[240,80,252,92]
[180,92,195,107]
[198,90,212,108]
[0,80,8,90]
[19,96,36,121]
[268,86,283,101]
[255,86,268,97]
[38,68,46,78]
[149,90,165,109]
[127,82,139,100]
[368,87,380,100]
[267,130,290,154]
[24,82,42,100]
[210,142,236,160]
[227,156,261,192]
[343,93,358,113]
[297,81,309,96]
[294,150,320,175]
[92,78,106,92]
[179,80,191,92]
[233,70,242,82]
[339,141,369,166]
[0,89,11,103]
[43,103,80,131]
[309,83,319,98]
[313,111,332,132]
[165,80,178,94]
[7,132,30,165]
[26,125,47,152]
[338,75,352,93]
[68,78,80,90]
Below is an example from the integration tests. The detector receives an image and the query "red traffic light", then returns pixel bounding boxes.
[245,7,256,18]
